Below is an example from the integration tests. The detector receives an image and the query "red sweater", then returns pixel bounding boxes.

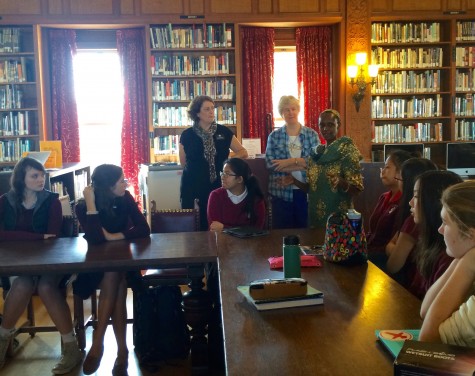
[207,187,266,230]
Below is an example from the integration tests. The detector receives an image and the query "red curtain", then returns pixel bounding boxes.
[296,26,332,143]
[116,29,149,201]
[48,29,80,162]
[241,27,275,153]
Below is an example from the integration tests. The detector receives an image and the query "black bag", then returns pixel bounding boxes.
[133,285,191,371]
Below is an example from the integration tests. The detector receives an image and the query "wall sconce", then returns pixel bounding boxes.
[347,52,379,112]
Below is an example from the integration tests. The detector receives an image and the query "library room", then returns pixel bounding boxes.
[0,0,475,375]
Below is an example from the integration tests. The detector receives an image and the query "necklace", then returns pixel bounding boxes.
[288,135,302,153]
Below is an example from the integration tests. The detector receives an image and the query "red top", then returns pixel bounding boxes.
[0,193,62,241]
[207,187,266,230]
[367,190,402,254]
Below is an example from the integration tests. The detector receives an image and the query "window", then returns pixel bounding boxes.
[273,47,304,127]
[73,50,123,172]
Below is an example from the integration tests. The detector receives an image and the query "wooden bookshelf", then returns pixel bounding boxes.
[0,26,40,167]
[370,19,475,165]
[148,23,238,163]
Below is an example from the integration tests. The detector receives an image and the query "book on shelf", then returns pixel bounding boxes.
[375,329,420,358]
[237,284,324,311]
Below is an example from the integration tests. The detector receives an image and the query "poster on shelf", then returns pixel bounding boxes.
[40,140,63,169]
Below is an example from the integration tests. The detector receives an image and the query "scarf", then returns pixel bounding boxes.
[193,122,217,182]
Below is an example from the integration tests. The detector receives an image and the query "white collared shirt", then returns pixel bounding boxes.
[227,187,248,204]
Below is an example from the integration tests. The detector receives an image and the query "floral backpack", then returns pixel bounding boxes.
[322,211,368,265]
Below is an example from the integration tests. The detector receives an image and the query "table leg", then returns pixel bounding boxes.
[183,264,212,376]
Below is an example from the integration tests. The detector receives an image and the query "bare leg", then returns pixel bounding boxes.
[37,275,74,334]
[1,276,35,329]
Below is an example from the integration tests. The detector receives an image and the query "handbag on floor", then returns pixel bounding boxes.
[132,284,190,371]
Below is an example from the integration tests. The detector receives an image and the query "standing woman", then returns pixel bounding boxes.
[306,109,363,228]
[208,158,266,231]
[0,157,82,374]
[265,95,319,229]
[180,95,248,230]
[74,164,150,375]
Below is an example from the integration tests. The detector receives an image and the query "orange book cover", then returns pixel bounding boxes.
[40,140,63,168]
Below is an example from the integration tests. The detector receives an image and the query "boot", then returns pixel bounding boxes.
[51,340,83,375]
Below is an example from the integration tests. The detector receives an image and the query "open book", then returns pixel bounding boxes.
[237,284,323,311]
[375,329,420,358]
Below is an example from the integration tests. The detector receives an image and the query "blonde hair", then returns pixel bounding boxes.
[278,95,300,116]
[441,180,475,238]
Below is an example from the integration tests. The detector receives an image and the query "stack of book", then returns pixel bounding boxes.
[237,284,324,311]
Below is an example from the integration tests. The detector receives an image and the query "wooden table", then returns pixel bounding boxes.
[0,232,217,375]
[216,228,423,376]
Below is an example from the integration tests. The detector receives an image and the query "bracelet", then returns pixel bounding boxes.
[86,210,99,215]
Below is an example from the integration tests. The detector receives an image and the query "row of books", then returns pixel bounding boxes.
[0,85,24,110]
[371,47,443,69]
[455,68,475,91]
[454,94,474,116]
[372,95,443,119]
[50,181,66,196]
[74,170,88,201]
[0,138,34,162]
[455,119,475,141]
[371,22,441,44]
[150,23,233,49]
[0,58,30,83]
[372,69,441,94]
[372,122,443,143]
[456,21,475,41]
[0,110,32,136]
[0,28,22,53]
[455,46,475,67]
[152,104,237,126]
[151,53,231,76]
[152,135,180,154]
[152,79,235,101]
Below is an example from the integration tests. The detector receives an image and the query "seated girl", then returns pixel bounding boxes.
[73,164,150,375]
[367,149,412,269]
[207,158,266,231]
[407,170,462,299]
[385,158,437,282]
[419,180,475,346]
[0,157,81,374]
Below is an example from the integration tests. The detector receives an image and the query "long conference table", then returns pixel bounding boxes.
[0,229,424,375]
[216,228,423,375]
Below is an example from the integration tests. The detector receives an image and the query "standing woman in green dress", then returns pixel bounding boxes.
[306,109,364,227]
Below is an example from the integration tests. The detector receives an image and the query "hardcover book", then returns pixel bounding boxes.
[223,226,269,238]
[237,284,323,311]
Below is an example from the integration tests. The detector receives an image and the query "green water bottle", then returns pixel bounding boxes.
[283,235,301,278]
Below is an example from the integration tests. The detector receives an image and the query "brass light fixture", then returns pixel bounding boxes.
[347,52,379,112]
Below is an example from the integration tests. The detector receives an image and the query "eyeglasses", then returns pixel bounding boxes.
[220,171,237,178]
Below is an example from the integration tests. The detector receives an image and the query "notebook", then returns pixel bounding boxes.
[223,226,269,238]
[375,329,420,358]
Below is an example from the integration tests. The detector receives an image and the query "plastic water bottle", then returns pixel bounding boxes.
[347,208,362,233]
[283,235,301,278]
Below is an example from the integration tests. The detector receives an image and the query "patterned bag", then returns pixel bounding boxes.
[323,211,368,265]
